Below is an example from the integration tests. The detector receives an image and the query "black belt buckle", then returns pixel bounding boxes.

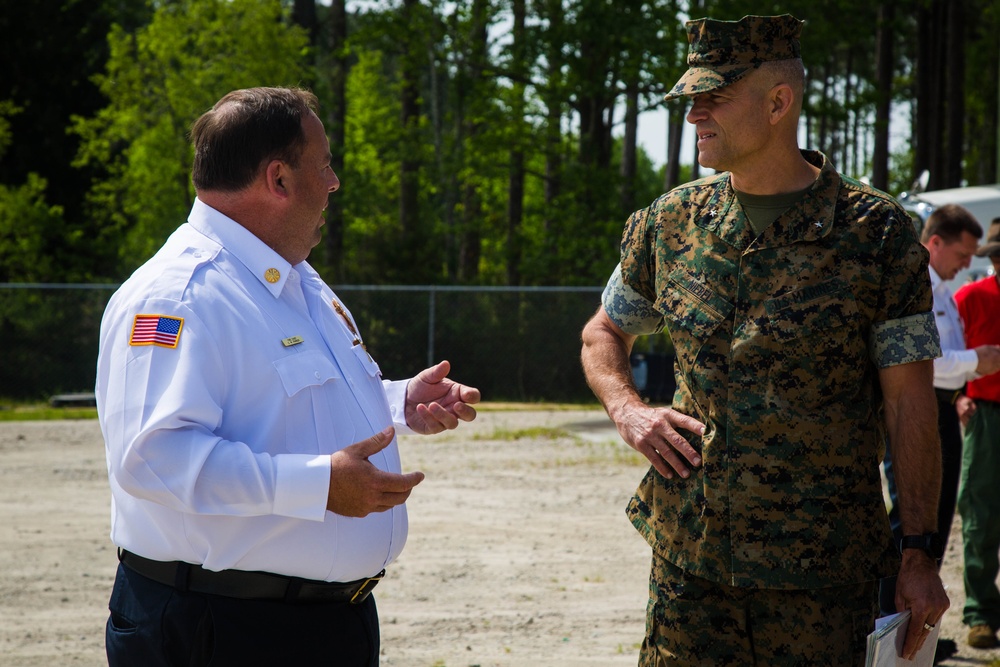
[350,570,384,604]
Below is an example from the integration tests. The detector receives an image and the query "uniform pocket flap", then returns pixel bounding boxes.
[273,350,342,397]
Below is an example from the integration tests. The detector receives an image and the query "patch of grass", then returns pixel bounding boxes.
[0,404,98,422]
[476,401,603,412]
[473,426,576,442]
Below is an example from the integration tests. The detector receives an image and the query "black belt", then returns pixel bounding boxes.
[934,387,963,405]
[119,550,383,604]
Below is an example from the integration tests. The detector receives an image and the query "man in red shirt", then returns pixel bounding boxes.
[955,218,1000,648]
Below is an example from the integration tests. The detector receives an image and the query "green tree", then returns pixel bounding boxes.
[72,0,310,278]
[0,101,73,283]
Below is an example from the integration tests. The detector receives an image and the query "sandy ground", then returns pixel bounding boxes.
[0,406,996,666]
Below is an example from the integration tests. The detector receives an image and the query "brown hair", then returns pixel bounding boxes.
[920,203,983,244]
[190,87,319,192]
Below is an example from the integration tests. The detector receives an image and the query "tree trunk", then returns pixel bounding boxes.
[917,0,948,190]
[943,0,965,188]
[292,0,318,46]
[664,101,685,191]
[506,0,526,286]
[620,79,639,215]
[399,0,421,253]
[872,1,893,192]
[818,60,831,154]
[457,0,489,282]
[324,0,347,281]
[542,0,563,250]
[841,50,854,174]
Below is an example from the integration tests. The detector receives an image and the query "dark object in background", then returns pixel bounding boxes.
[630,353,676,404]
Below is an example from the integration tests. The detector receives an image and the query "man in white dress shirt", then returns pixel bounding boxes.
[880,204,1000,656]
[96,87,480,666]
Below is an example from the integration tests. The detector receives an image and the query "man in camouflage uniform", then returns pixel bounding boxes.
[580,15,950,666]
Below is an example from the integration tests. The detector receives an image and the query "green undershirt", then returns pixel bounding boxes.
[736,185,812,236]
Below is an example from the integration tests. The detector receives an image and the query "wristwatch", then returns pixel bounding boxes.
[899,532,945,561]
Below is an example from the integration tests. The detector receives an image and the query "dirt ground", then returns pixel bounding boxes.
[0,406,996,666]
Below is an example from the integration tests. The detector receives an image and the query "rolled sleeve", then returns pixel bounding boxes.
[602,264,665,336]
[870,311,941,368]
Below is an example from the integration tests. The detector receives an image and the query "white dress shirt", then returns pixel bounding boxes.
[930,266,979,390]
[97,199,412,582]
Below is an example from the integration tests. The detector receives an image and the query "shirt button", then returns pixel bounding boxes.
[314,371,321,379]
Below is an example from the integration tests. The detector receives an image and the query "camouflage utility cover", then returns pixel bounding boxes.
[608,150,939,590]
[665,14,803,101]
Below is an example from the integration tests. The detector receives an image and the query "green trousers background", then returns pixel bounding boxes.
[958,401,1000,628]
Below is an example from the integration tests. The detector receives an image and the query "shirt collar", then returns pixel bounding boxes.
[928,265,943,288]
[698,150,835,250]
[188,198,293,298]
[928,265,952,299]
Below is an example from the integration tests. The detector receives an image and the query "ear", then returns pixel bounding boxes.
[265,159,290,199]
[768,83,795,125]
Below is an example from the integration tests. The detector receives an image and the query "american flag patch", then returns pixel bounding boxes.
[129,314,184,348]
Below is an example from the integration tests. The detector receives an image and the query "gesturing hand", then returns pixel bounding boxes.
[404,360,481,434]
[327,427,424,517]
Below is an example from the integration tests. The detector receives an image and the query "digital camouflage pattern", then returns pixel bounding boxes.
[601,266,665,335]
[639,554,877,666]
[608,150,940,591]
[664,14,804,101]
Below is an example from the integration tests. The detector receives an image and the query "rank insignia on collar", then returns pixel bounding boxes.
[130,314,183,348]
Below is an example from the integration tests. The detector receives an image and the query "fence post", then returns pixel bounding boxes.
[427,286,436,367]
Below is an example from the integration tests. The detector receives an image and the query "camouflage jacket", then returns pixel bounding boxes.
[615,151,939,590]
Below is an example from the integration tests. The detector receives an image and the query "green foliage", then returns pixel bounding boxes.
[0,174,68,283]
[0,100,19,157]
[0,287,112,400]
[9,0,1000,403]
[71,0,311,278]
[338,48,410,283]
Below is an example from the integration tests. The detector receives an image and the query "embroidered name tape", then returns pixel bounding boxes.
[130,314,184,348]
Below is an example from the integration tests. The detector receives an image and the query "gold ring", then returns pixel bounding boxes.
[923,622,935,632]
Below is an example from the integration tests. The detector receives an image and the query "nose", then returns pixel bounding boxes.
[328,170,340,193]
[686,97,706,124]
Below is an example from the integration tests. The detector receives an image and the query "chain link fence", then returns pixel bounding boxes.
[1,283,676,404]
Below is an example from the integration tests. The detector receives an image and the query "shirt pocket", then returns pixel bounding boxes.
[274,350,342,397]
[763,280,865,407]
[655,269,734,375]
[273,350,343,454]
[764,279,860,342]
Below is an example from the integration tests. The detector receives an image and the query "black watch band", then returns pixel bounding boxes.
[899,532,945,560]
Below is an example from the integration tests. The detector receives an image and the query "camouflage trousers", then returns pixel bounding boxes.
[640,553,878,667]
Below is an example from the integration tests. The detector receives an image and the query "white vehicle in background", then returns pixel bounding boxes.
[896,180,998,292]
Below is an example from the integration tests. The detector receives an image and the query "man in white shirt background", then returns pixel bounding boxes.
[880,204,1000,660]
[96,87,480,666]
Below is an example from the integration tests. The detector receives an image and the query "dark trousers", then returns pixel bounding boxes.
[878,392,962,616]
[106,563,380,666]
